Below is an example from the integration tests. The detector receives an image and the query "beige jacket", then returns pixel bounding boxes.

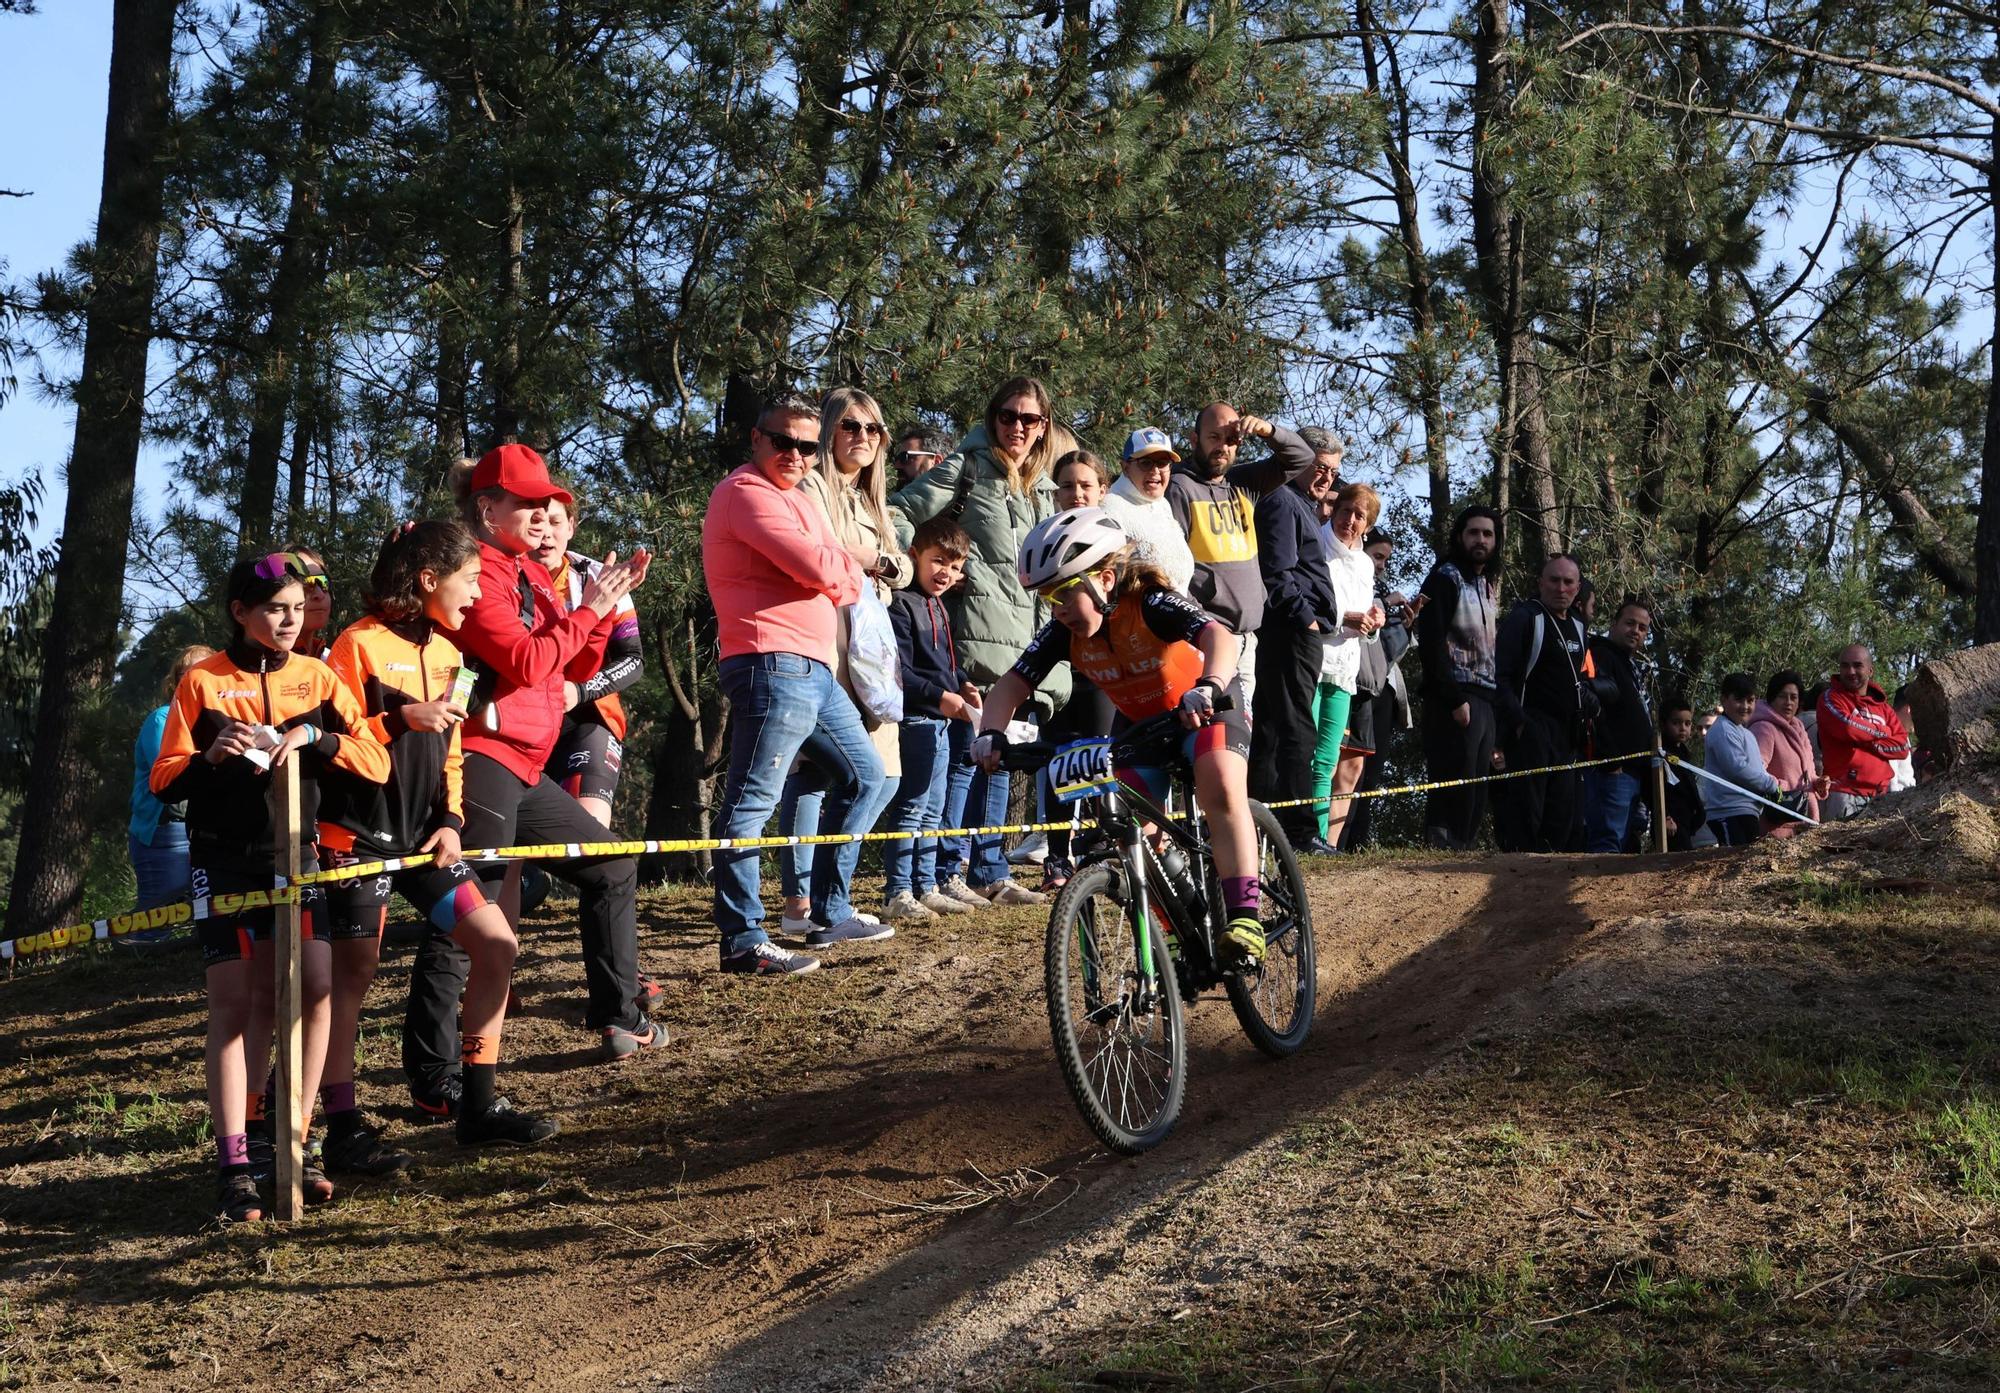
[799,467,912,774]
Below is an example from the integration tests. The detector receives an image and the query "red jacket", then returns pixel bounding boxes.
[1817,682,1910,798]
[457,540,613,783]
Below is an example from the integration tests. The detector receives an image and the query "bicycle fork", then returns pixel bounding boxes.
[1121,818,1164,1014]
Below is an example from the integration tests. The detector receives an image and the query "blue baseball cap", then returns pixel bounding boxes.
[1121,427,1181,464]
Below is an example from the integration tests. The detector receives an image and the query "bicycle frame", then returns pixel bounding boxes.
[1073,771,1222,1002]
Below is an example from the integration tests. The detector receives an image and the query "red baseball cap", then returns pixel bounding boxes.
[470,443,573,509]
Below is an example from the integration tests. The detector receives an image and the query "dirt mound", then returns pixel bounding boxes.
[5,827,1998,1392]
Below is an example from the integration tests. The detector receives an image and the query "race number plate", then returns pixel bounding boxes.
[1050,738,1115,803]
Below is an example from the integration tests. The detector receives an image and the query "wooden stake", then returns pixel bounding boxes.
[1649,748,1670,855]
[269,757,305,1222]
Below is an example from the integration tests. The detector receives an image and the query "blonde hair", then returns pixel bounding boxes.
[983,376,1058,494]
[162,644,216,700]
[816,387,898,560]
[1106,544,1178,603]
[445,458,504,529]
[1335,481,1382,529]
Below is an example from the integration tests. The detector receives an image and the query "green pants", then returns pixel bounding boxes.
[1309,681,1352,840]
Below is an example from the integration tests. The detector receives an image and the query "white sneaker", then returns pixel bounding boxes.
[1007,831,1049,866]
[920,889,974,915]
[937,876,990,909]
[981,878,1048,906]
[882,892,937,922]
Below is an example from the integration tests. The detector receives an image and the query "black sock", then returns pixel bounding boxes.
[462,1063,497,1118]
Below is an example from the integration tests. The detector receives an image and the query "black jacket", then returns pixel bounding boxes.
[1662,739,1707,850]
[1587,636,1655,768]
[888,585,967,720]
[1494,601,1589,737]
[1253,482,1339,634]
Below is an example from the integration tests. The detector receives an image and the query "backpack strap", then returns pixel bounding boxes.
[943,456,977,522]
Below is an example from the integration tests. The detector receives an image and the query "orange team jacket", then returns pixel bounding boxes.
[151,640,390,854]
[317,614,470,856]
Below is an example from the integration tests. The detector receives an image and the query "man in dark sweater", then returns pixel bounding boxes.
[1416,507,1502,850]
[1166,403,1315,707]
[1247,461,1342,851]
[1492,554,1590,852]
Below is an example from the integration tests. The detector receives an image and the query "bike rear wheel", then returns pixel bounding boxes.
[1224,800,1317,1057]
[1045,860,1187,1154]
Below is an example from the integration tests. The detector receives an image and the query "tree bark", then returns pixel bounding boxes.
[5,0,177,940]
[1978,119,2000,638]
[238,6,340,547]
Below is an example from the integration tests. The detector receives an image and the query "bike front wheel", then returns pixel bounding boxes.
[1045,860,1188,1154]
[1224,800,1318,1057]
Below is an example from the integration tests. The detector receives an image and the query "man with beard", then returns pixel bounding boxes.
[1492,553,1590,851]
[1415,507,1502,849]
[1166,402,1315,706]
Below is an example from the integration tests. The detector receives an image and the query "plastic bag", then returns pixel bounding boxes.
[846,587,904,723]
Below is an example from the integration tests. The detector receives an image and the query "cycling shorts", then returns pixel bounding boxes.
[191,853,327,966]
[547,720,623,803]
[1112,688,1253,806]
[319,844,489,942]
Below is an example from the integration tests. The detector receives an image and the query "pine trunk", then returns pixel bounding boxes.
[1977,120,2000,640]
[5,0,177,940]
[238,7,340,547]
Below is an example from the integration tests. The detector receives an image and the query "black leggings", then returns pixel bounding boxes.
[403,752,642,1089]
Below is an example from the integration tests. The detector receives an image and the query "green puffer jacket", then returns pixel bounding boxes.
[890,423,1071,718]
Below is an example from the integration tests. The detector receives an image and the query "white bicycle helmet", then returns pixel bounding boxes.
[1017,507,1128,591]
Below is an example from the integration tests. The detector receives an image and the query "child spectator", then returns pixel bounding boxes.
[880,517,984,922]
[1705,672,1783,846]
[151,555,390,1221]
[1658,696,1706,852]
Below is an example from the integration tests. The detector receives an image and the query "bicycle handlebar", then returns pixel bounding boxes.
[965,692,1236,774]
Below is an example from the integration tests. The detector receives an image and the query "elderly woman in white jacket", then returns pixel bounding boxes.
[1314,481,1388,848]
[1101,428,1196,593]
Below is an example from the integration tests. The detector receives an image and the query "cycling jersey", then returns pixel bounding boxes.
[151,640,390,854]
[1012,588,1214,721]
[548,551,642,740]
[317,614,469,856]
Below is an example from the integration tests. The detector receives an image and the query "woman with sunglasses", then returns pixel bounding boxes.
[402,445,658,1115]
[972,508,1266,962]
[890,376,1072,907]
[151,554,391,1220]
[773,387,907,942]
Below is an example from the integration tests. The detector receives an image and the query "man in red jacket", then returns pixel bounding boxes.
[1817,644,1910,820]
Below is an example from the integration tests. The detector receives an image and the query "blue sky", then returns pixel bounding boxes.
[0,2,175,547]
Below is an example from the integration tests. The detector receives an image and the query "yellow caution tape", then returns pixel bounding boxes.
[0,752,1656,964]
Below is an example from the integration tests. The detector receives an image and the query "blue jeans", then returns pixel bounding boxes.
[882,718,951,897]
[129,821,190,910]
[713,653,885,952]
[935,719,1012,888]
[778,758,898,926]
[1583,768,1641,852]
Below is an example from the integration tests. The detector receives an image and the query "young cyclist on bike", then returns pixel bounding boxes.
[971,508,1266,961]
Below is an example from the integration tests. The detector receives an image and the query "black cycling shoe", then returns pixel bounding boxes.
[321,1119,415,1176]
[457,1096,559,1147]
[217,1169,265,1223]
[245,1121,276,1185]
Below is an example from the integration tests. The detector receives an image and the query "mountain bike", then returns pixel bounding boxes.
[985,701,1316,1154]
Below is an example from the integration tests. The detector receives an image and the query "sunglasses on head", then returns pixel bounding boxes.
[838,417,887,439]
[254,552,328,587]
[757,426,819,458]
[1038,574,1091,604]
[996,407,1046,430]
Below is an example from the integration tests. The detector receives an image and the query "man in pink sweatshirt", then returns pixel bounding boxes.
[703,394,874,975]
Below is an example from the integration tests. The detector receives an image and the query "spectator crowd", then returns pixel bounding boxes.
[128,375,1927,1223]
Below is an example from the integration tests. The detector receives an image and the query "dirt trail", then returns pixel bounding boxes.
[0,852,1718,1392]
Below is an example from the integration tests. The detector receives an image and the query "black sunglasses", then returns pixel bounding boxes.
[838,418,887,439]
[757,426,819,457]
[995,407,1046,429]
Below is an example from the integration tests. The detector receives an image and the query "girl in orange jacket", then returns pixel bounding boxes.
[151,556,390,1223]
[317,521,558,1157]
